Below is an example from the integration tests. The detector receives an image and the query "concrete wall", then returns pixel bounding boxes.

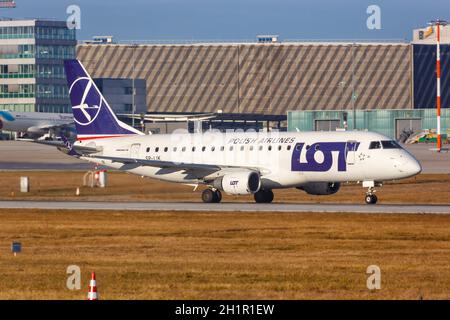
[77,43,412,115]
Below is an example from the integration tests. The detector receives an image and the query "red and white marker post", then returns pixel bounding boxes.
[87,272,99,300]
[431,19,448,152]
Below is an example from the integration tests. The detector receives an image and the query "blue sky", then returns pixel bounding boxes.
[3,0,450,41]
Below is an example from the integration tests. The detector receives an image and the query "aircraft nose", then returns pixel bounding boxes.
[401,158,422,177]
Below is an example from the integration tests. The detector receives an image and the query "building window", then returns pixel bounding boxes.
[124,104,133,112]
[125,87,133,95]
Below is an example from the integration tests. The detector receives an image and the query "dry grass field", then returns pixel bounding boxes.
[0,171,449,204]
[0,172,449,300]
[1,209,450,300]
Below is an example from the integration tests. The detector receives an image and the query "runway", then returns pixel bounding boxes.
[1,200,449,214]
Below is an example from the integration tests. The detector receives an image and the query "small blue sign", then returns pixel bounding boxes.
[11,242,21,253]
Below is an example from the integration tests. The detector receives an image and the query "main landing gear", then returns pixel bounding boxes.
[363,181,380,205]
[202,188,222,203]
[254,189,274,203]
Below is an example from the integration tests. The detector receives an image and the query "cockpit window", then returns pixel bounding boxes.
[369,141,381,149]
[381,140,401,149]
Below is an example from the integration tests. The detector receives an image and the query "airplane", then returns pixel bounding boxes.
[0,110,74,139]
[52,59,422,204]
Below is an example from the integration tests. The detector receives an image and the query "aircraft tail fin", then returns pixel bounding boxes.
[64,59,143,141]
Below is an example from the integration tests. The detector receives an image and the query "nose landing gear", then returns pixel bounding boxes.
[363,181,381,205]
[365,192,378,204]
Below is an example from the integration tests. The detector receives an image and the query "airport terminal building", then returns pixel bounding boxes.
[77,30,450,137]
[0,19,76,113]
[77,41,412,114]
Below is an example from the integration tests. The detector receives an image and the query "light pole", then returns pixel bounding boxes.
[429,19,447,152]
[129,44,137,128]
[351,43,357,130]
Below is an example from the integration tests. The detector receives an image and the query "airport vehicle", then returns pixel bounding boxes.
[405,129,448,144]
[0,110,74,139]
[58,59,422,204]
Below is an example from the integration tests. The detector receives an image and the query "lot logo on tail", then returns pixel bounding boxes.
[69,77,102,126]
[291,142,360,172]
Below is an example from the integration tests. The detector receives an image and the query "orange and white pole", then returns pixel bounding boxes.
[436,22,442,151]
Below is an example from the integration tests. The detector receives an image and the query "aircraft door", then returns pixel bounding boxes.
[345,140,358,165]
[130,143,141,158]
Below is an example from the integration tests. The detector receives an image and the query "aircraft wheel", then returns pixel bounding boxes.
[202,189,215,203]
[254,189,274,203]
[365,194,377,205]
[213,190,222,203]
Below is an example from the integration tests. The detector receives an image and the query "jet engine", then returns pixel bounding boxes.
[297,182,340,195]
[213,171,261,195]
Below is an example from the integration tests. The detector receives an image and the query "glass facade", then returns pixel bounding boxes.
[0,103,34,112]
[36,45,76,59]
[35,26,76,41]
[287,109,450,140]
[0,20,76,114]
[0,26,34,39]
[36,84,68,99]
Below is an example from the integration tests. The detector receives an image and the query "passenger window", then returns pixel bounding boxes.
[369,141,381,149]
[155,147,159,152]
[211,146,215,152]
[173,147,177,152]
[259,145,263,151]
[278,145,282,151]
[229,146,234,151]
[220,146,224,151]
[192,146,196,152]
[182,147,186,152]
[287,145,291,151]
[249,146,254,151]
[268,145,272,151]
[240,146,244,151]
[381,140,401,149]
[146,147,150,153]
[164,147,168,152]
[202,146,206,152]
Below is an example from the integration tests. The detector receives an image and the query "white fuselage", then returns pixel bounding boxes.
[0,111,73,134]
[75,130,422,189]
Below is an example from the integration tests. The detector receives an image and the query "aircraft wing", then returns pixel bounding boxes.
[18,139,99,154]
[84,154,262,178]
[26,122,74,133]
